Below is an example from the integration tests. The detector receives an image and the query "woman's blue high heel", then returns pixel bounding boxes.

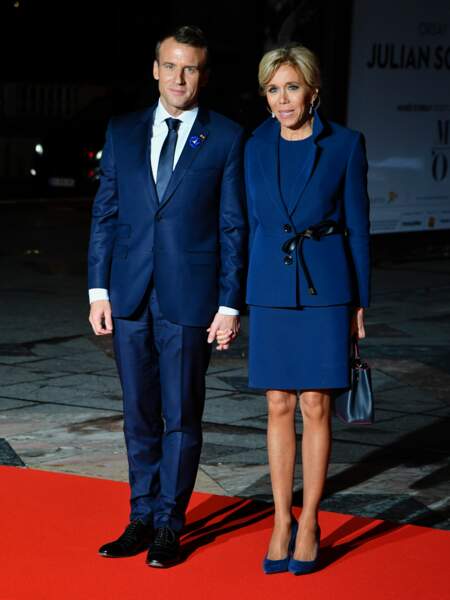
[262,521,299,574]
[288,525,321,575]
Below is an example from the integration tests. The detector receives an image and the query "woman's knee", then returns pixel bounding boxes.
[267,390,297,418]
[300,391,330,422]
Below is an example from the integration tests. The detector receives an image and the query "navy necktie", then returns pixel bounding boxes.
[156,117,181,202]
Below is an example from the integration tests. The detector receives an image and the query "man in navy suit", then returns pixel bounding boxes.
[87,25,246,567]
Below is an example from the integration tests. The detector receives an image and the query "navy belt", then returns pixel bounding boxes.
[281,220,346,296]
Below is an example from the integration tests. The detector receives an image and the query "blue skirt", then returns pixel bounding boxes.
[248,304,351,390]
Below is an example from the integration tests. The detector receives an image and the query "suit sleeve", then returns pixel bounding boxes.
[87,120,119,290]
[218,129,248,311]
[343,133,371,308]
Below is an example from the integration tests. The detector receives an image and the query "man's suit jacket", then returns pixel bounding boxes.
[88,105,247,327]
[245,111,371,309]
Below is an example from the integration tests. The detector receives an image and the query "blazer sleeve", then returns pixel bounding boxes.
[87,120,119,290]
[218,129,248,311]
[343,133,371,308]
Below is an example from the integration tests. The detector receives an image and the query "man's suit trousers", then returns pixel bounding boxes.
[113,288,211,531]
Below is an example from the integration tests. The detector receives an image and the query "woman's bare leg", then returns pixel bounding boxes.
[266,389,297,559]
[293,390,332,561]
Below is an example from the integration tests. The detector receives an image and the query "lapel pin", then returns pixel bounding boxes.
[189,135,201,148]
[189,133,207,148]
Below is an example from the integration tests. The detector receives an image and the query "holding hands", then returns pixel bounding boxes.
[89,302,241,350]
[207,314,240,351]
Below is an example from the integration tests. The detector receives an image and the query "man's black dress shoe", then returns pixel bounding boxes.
[146,526,180,568]
[98,519,154,558]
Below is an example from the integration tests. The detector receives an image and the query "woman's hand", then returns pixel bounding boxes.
[207,314,240,351]
[215,328,237,351]
[351,307,366,339]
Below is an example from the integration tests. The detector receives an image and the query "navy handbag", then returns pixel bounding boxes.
[334,340,374,424]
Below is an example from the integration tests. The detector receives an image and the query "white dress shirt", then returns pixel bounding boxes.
[150,101,198,182]
[89,99,238,316]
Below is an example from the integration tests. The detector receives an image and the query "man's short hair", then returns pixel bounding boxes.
[155,25,209,67]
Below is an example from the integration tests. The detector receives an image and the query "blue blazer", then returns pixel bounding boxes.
[88,105,247,326]
[245,112,371,308]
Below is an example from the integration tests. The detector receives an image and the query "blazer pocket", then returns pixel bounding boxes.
[112,244,128,259]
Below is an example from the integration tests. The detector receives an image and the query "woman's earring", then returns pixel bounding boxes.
[309,95,321,115]
[266,105,276,118]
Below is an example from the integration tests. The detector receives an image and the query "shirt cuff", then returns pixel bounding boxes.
[89,288,110,303]
[218,305,239,316]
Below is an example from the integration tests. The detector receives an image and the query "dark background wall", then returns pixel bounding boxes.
[0,0,447,258]
[0,0,352,126]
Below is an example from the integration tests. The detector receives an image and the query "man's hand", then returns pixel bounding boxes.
[351,307,366,339]
[89,300,113,336]
[207,314,240,351]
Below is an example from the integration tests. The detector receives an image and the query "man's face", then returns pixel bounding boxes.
[153,37,208,115]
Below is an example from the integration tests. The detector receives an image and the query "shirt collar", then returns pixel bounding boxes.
[154,99,199,128]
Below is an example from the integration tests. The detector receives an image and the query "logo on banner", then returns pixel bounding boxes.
[432,120,449,182]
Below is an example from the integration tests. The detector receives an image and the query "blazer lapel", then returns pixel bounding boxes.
[257,120,291,222]
[288,110,327,216]
[138,105,158,210]
[157,108,210,210]
[287,143,320,216]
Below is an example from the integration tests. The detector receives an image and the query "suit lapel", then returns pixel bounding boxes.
[157,108,210,210]
[287,143,320,216]
[138,105,158,210]
[253,112,329,220]
[257,120,291,221]
[287,111,327,216]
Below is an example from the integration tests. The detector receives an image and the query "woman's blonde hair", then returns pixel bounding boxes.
[258,45,321,95]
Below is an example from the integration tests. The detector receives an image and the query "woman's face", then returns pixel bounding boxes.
[265,63,316,130]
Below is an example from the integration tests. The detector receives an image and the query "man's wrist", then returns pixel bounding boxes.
[89,288,110,304]
[218,306,239,316]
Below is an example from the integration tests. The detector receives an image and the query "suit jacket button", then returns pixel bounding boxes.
[283,224,292,233]
[284,255,293,265]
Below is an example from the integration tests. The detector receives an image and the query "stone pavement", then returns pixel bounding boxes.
[0,214,449,529]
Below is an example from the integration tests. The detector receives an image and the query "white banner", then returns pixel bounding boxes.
[347,0,450,234]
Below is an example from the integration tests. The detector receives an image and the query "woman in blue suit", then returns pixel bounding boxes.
[244,45,370,575]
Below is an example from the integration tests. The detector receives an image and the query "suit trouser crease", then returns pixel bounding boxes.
[113,289,211,532]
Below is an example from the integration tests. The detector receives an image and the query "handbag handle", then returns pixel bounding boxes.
[352,337,369,368]
[352,338,361,361]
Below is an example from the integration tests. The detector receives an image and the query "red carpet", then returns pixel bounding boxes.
[1,466,449,600]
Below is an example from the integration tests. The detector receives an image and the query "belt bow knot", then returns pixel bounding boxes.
[281,220,345,296]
